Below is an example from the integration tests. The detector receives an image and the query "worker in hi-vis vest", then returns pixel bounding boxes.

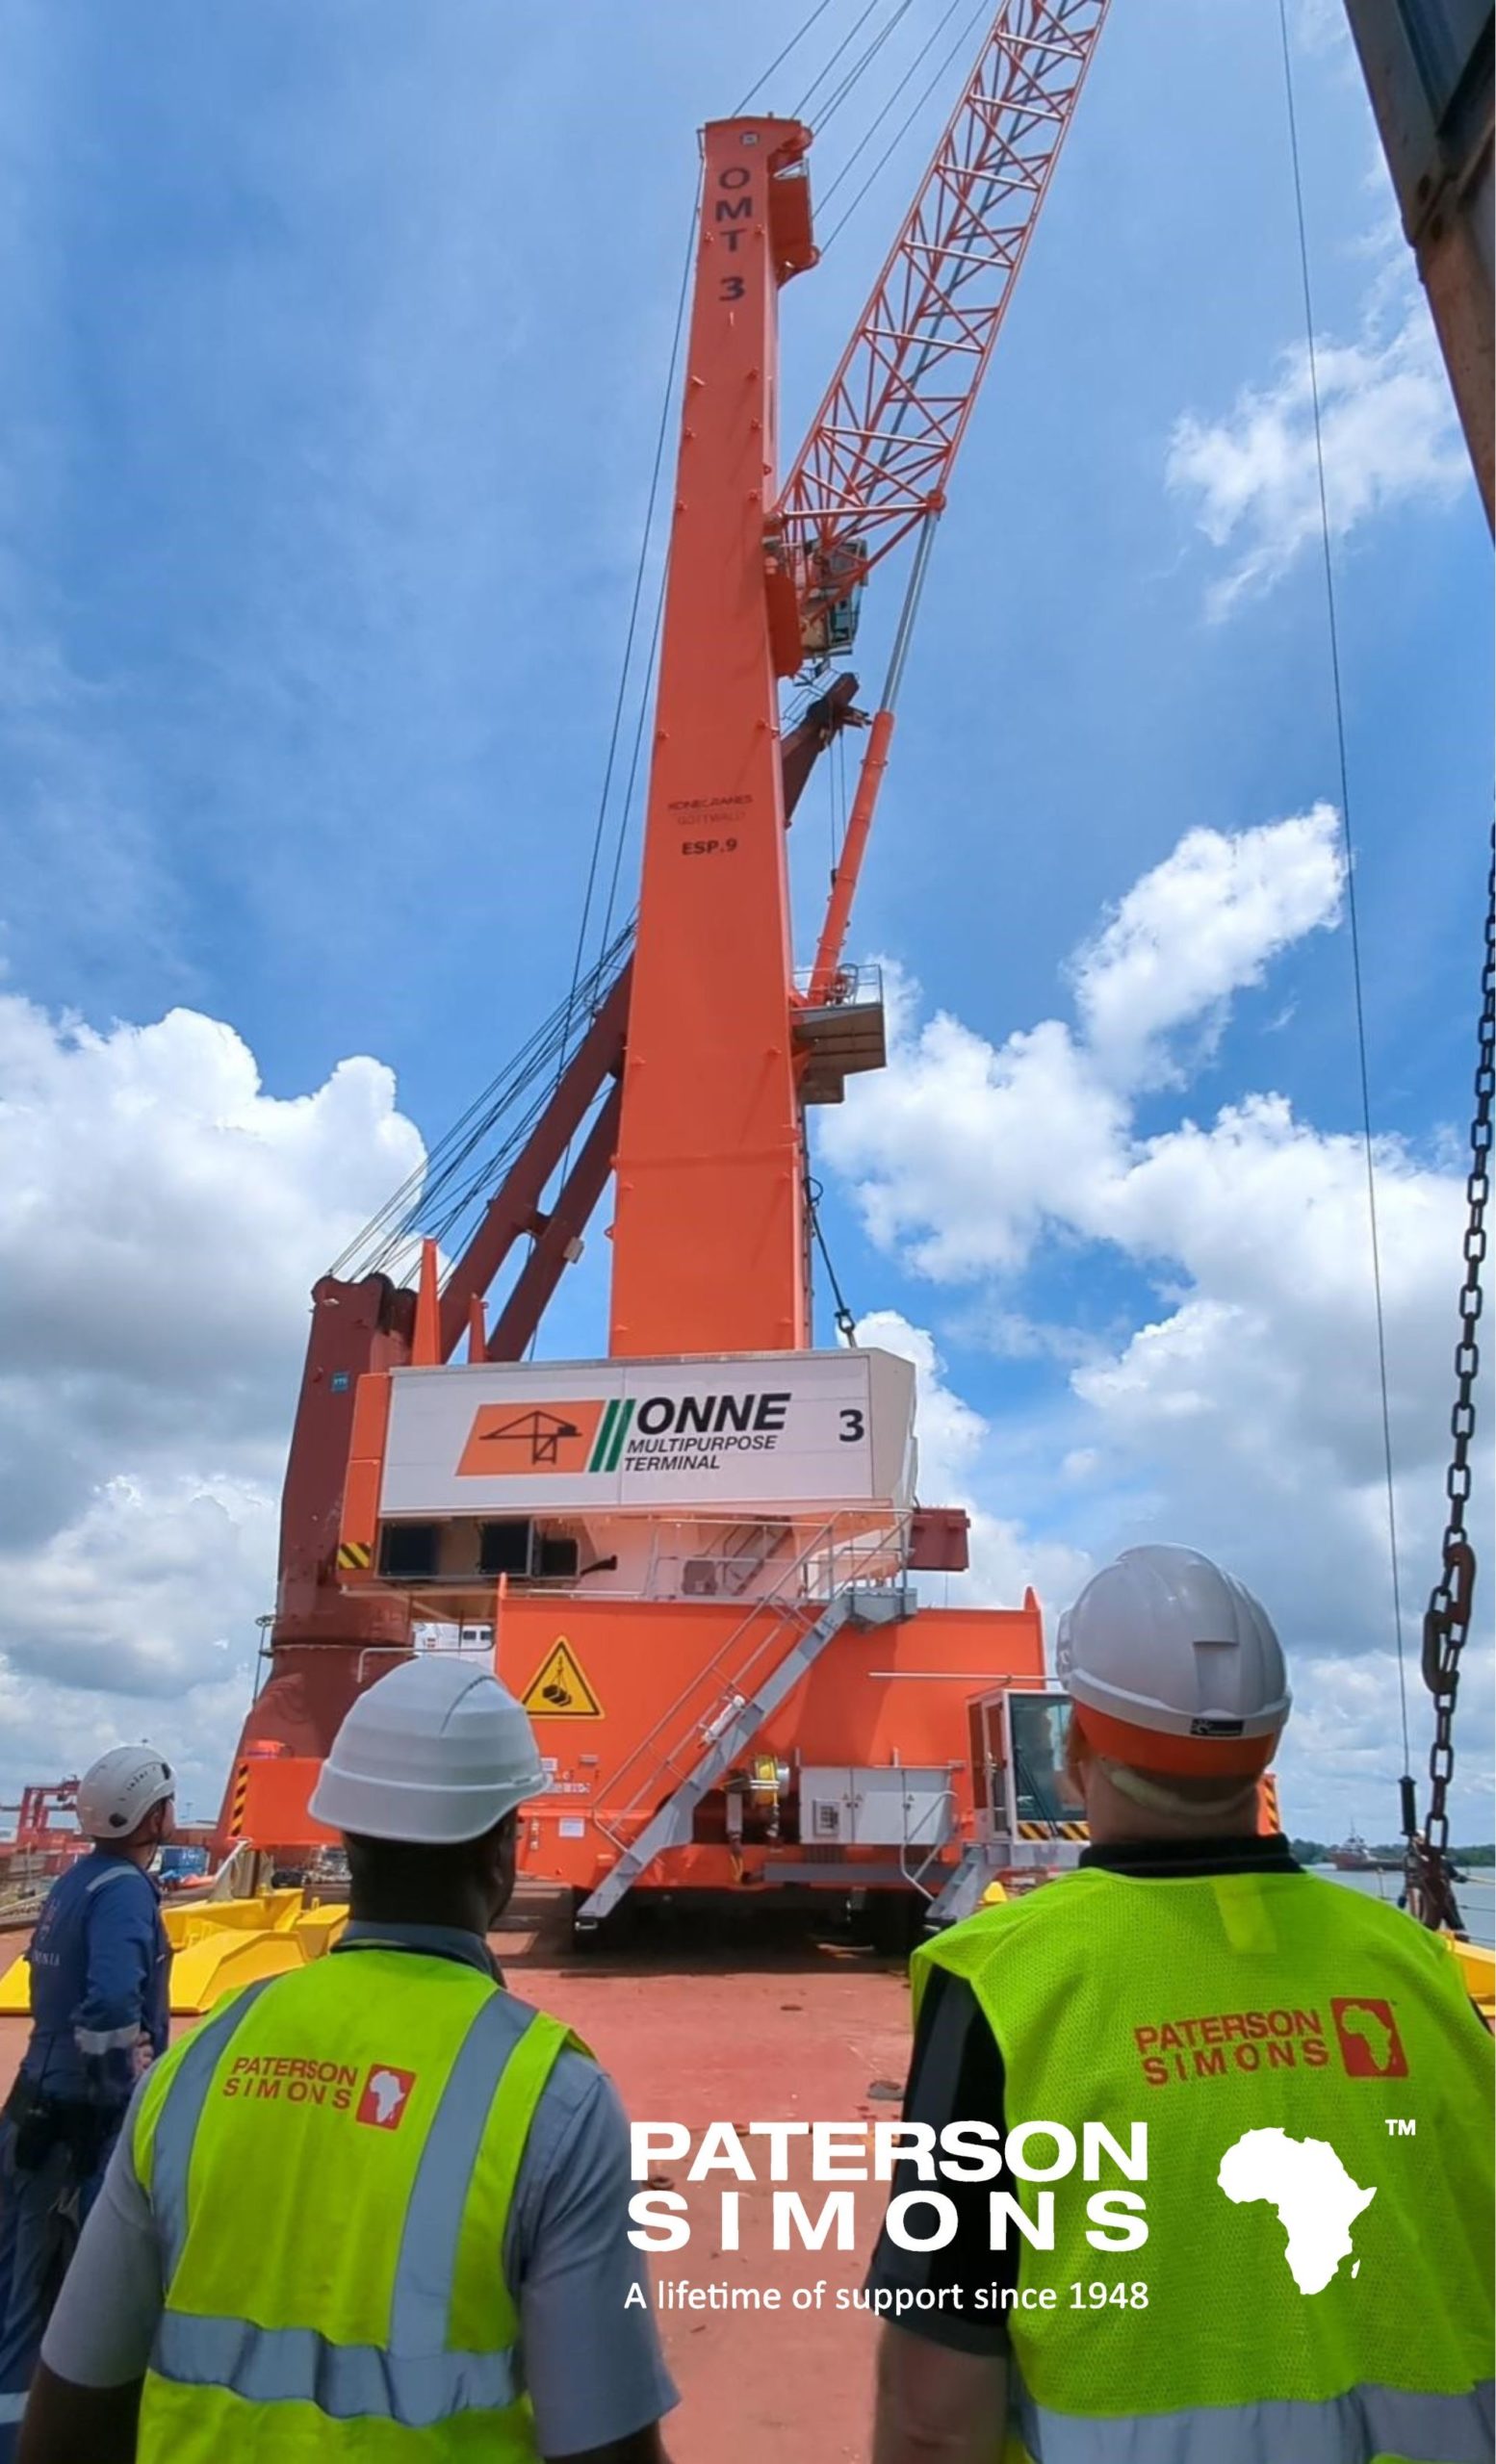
[867,1545,1494,2464]
[0,1750,173,2461]
[20,1657,678,2464]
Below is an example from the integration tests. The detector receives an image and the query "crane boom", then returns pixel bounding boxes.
[770,0,1109,667]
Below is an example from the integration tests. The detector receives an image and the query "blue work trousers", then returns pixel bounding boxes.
[0,2116,109,2460]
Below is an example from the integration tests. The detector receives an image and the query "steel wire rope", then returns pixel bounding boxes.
[331,929,633,1285]
[1277,0,1408,1761]
[338,200,698,1297]
[411,937,630,1222]
[329,989,580,1278]
[817,0,973,207]
[794,0,891,120]
[483,185,696,1350]
[814,0,922,136]
[820,0,993,253]
[554,190,697,1090]
[734,0,840,114]
[597,563,666,965]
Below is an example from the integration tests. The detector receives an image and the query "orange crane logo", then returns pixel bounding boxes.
[456,1401,606,1477]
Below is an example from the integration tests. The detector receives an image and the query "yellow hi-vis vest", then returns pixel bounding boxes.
[130,1947,581,2461]
[913,1865,1494,2464]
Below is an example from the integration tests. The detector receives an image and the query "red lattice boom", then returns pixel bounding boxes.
[773,0,1109,619]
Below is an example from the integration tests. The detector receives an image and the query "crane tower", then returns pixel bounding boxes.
[218,3,1111,1933]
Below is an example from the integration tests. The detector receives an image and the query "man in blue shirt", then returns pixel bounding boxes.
[0,1747,173,2457]
[21,1662,678,2463]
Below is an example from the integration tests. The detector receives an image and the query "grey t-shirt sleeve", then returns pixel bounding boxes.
[508,2053,680,2455]
[40,2089,164,2386]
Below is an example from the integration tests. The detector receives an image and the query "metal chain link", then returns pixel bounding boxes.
[1406,834,1494,1933]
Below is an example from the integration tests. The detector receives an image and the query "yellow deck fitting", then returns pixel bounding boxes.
[0,1889,348,2020]
[1446,1933,1496,2028]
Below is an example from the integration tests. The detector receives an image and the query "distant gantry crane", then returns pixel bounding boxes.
[218,2,1114,1935]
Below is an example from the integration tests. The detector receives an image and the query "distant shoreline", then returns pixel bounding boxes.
[1293,1844,1495,1869]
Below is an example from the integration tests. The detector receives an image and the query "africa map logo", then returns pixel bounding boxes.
[1330,1998,1407,2078]
[356,2066,417,2130]
[1218,2128,1377,2295]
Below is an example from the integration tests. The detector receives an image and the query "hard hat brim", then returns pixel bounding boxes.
[1070,1701,1279,1779]
[308,1761,542,1845]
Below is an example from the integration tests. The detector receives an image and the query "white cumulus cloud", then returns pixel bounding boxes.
[1167,295,1468,617]
[824,813,1491,1838]
[857,1309,1093,1617]
[1072,809,1344,1087]
[0,995,425,1811]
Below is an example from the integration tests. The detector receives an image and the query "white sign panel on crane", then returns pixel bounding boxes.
[378,1348,916,1515]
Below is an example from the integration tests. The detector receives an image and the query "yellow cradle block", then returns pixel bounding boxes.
[0,1892,348,2020]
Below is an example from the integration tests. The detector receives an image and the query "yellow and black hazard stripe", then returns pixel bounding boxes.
[1017,1819,1090,1841]
[337,1539,373,1572]
[227,1761,250,1839]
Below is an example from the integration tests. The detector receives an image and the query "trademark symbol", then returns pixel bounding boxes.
[1384,2118,1416,2137]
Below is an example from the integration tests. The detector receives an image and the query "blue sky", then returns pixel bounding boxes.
[0,0,1489,1838]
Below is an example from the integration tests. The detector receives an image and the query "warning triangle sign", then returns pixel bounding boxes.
[521,1639,603,1721]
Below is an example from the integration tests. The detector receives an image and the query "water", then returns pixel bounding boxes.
[1312,1863,1496,1949]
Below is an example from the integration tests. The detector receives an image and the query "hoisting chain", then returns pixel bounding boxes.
[1406,834,1494,1933]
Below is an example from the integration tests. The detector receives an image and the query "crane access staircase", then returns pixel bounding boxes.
[573,1520,914,1929]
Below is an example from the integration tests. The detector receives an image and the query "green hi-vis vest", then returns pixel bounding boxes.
[130,1948,581,2461]
[914,1866,1494,2464]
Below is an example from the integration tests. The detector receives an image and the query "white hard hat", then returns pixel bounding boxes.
[309,1656,545,1845]
[1056,1544,1290,1777]
[76,1746,175,1841]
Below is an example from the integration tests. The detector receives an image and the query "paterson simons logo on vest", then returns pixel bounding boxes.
[1134,1997,1411,2088]
[219,2054,421,2125]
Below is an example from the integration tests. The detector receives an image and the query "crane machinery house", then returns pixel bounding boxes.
[219,9,1117,1938]
[346,1350,916,1604]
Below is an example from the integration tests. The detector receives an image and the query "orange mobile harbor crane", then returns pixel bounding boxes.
[217,3,1113,1934]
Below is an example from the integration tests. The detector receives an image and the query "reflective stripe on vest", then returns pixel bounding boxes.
[133,1955,576,2450]
[148,2312,517,2427]
[148,1979,277,2280]
[915,1866,1495,2464]
[1013,2376,1496,2464]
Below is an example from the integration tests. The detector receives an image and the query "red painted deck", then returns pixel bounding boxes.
[0,1888,915,2463]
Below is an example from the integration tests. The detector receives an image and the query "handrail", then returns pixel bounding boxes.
[592,1515,908,1851]
[593,1517,841,1840]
